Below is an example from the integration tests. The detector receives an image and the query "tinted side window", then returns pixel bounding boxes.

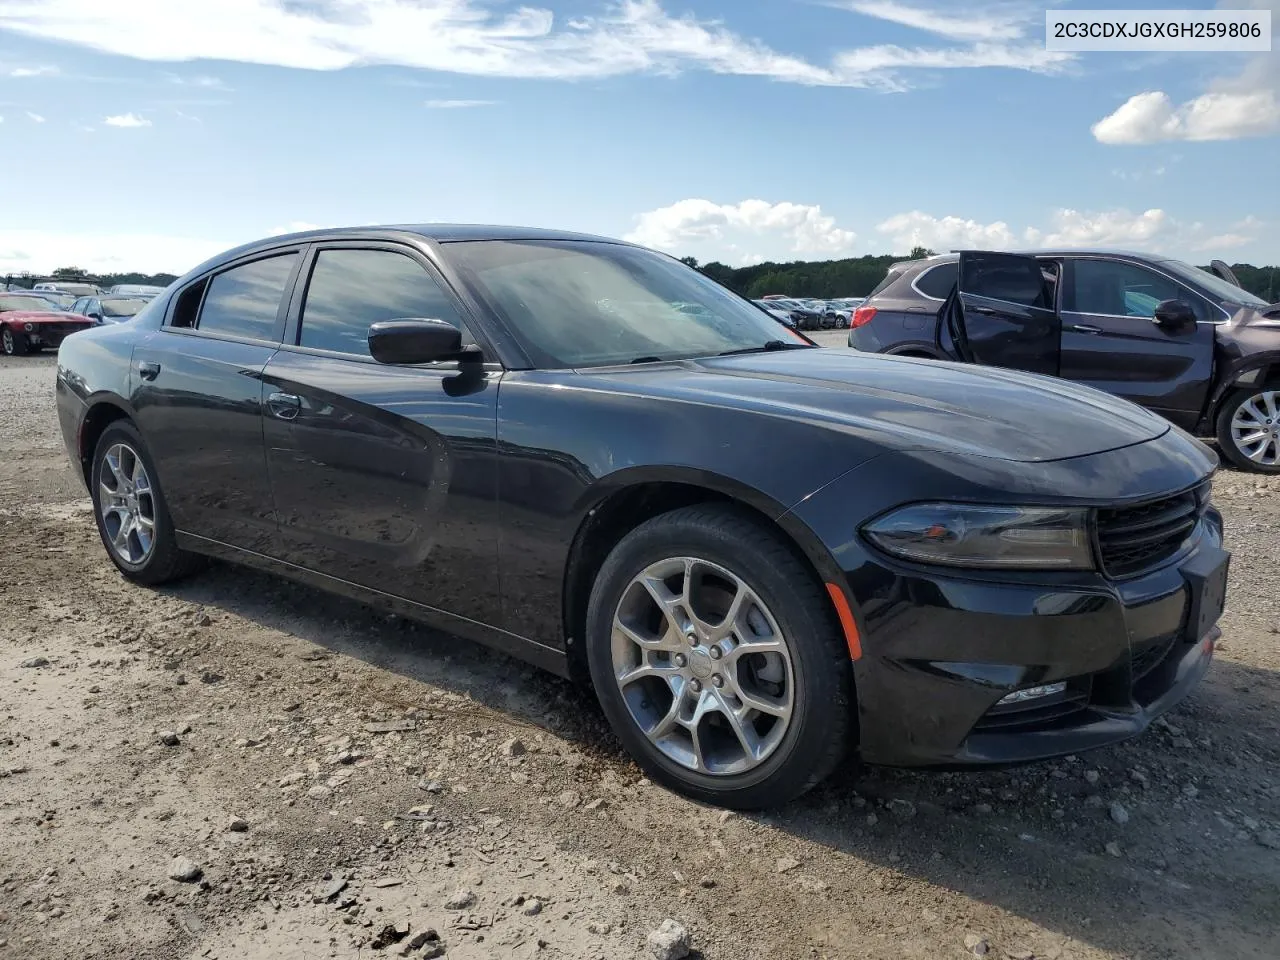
[298,249,470,356]
[1067,260,1188,319]
[914,263,958,300]
[961,255,1052,309]
[196,254,296,340]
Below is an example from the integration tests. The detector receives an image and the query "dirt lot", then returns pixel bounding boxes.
[2,344,1278,960]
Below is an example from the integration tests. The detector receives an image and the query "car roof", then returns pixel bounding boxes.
[888,249,1184,271]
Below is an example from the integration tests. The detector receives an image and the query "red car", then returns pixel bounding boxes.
[0,294,94,356]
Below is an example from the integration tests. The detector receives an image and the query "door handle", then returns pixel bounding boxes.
[267,392,302,420]
[1069,323,1102,334]
[137,360,161,381]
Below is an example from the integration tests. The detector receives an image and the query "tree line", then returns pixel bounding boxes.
[682,249,1280,303]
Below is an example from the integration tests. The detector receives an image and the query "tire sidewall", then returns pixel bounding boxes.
[2,326,20,355]
[585,516,846,806]
[1217,388,1280,474]
[90,422,178,578]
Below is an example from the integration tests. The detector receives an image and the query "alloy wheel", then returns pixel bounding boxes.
[2,328,13,354]
[98,442,157,564]
[610,557,795,776]
[1229,390,1280,467]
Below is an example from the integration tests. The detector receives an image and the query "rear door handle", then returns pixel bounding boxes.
[266,392,302,421]
[137,360,161,381]
[1069,323,1102,334]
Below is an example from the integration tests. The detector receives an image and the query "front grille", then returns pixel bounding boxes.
[1096,482,1209,579]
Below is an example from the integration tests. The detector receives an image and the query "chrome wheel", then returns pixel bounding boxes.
[98,443,156,564]
[2,328,14,354]
[1230,390,1280,466]
[611,557,795,776]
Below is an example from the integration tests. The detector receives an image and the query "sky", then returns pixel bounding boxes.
[0,0,1276,277]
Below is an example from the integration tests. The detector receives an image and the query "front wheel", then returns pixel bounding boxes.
[1,326,29,356]
[585,504,855,809]
[1216,387,1280,474]
[90,421,205,584]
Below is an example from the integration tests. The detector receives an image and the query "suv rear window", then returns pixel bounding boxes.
[914,263,958,300]
[867,268,903,298]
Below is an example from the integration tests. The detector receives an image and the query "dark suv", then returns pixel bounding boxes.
[848,250,1280,473]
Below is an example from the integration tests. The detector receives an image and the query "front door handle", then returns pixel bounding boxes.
[137,360,161,381]
[266,392,302,421]
[1069,323,1102,334]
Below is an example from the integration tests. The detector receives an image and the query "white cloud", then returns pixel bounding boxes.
[1092,89,1280,143]
[1028,208,1169,247]
[8,64,58,77]
[25,110,45,122]
[840,1,1027,41]
[0,0,1072,91]
[876,211,1018,251]
[1093,0,1280,143]
[626,199,857,260]
[424,98,496,108]
[164,72,228,89]
[103,112,151,127]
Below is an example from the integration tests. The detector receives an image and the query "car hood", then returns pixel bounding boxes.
[1,310,90,323]
[583,349,1170,463]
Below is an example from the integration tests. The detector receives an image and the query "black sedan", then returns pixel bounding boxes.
[55,225,1229,809]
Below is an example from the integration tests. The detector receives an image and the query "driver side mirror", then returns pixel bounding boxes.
[1152,299,1197,334]
[368,318,465,365]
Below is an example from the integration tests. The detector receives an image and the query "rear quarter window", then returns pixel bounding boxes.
[867,268,904,299]
[913,263,958,300]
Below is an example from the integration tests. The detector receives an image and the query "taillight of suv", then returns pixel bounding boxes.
[851,306,878,328]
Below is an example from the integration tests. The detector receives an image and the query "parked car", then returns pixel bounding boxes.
[3,290,75,311]
[752,300,798,329]
[70,295,152,325]
[849,250,1280,473]
[33,281,101,297]
[107,283,166,296]
[0,294,93,355]
[55,225,1228,808]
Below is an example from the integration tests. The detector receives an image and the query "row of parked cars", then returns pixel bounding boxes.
[0,281,164,355]
[753,295,866,331]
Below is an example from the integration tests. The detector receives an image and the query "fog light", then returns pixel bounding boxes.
[997,681,1067,706]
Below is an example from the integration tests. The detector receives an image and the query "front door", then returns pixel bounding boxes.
[1058,257,1214,429]
[260,243,503,625]
[941,251,1060,377]
[131,250,300,554]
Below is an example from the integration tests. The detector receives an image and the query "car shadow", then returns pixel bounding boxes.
[162,560,1280,960]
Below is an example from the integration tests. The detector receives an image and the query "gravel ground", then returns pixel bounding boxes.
[2,348,1278,960]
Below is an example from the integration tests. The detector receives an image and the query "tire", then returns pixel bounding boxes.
[90,420,206,584]
[585,504,855,809]
[2,325,29,356]
[1216,387,1280,474]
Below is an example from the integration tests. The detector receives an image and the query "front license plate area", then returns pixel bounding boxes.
[1181,549,1229,642]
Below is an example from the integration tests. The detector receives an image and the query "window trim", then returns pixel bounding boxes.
[1060,255,1229,324]
[162,246,306,346]
[910,262,958,302]
[280,239,503,370]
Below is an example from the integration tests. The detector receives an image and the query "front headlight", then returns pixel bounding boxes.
[863,503,1093,570]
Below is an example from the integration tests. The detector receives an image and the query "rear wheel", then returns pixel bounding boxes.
[2,326,28,356]
[1217,387,1280,474]
[90,421,205,584]
[585,504,855,809]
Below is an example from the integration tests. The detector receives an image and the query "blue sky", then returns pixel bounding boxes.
[0,0,1276,276]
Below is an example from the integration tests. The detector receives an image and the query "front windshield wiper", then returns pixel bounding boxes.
[717,340,812,357]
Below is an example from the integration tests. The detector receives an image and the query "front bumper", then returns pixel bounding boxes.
[844,518,1226,767]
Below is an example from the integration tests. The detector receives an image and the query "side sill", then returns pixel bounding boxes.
[174,531,571,679]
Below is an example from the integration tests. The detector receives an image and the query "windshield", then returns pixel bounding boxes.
[447,240,809,368]
[51,283,98,296]
[0,295,56,312]
[101,298,148,318]
[1160,260,1269,308]
[3,293,66,310]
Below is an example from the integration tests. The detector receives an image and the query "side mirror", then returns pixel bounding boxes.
[89,312,103,322]
[1152,299,1196,333]
[368,318,464,365]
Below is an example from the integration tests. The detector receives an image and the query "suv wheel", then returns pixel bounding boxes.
[585,504,855,808]
[1216,387,1280,474]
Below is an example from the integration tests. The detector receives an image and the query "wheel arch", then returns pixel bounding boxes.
[77,396,136,486]
[560,468,852,686]
[1201,354,1280,432]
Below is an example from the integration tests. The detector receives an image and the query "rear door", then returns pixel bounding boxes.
[260,241,504,625]
[941,251,1060,376]
[131,249,301,553]
[1058,257,1214,429]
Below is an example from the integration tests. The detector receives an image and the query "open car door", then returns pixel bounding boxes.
[937,251,1060,377]
[1209,260,1242,288]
